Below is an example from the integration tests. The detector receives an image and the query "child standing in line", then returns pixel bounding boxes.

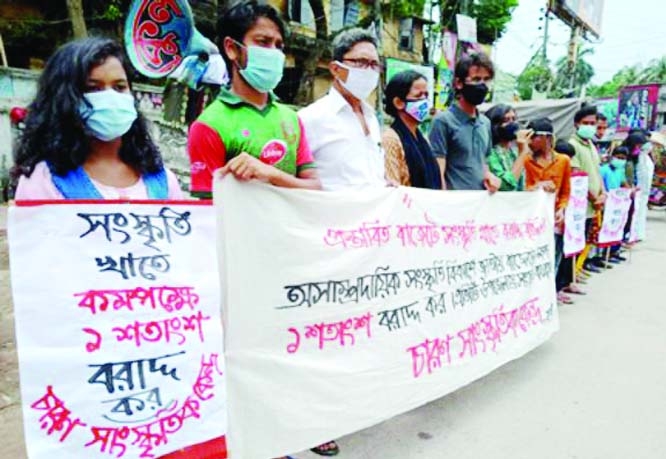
[600,147,630,263]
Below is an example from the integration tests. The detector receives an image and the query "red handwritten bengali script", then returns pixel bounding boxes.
[406,297,544,379]
[286,313,373,354]
[82,310,210,352]
[31,385,88,443]
[324,217,547,250]
[75,286,199,316]
[112,310,210,348]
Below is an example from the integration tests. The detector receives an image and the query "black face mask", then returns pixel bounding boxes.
[497,122,520,141]
[461,82,489,105]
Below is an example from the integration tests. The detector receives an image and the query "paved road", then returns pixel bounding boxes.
[2,207,666,459]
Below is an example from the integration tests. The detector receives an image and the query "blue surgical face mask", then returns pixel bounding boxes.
[79,89,137,141]
[611,158,627,169]
[577,124,596,140]
[237,42,285,93]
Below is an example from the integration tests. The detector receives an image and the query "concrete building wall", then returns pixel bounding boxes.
[381,18,426,64]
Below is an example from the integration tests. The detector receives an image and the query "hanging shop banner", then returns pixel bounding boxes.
[217,179,560,459]
[8,201,226,459]
[442,30,458,71]
[617,84,660,132]
[435,30,458,110]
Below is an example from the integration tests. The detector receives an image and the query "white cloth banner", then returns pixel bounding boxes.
[598,188,632,245]
[564,174,589,257]
[217,179,560,459]
[9,202,226,459]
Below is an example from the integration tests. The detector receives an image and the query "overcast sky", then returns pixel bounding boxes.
[494,0,665,84]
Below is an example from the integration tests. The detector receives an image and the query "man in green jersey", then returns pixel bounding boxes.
[187,1,321,198]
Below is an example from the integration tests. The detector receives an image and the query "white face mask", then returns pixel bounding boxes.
[335,61,379,101]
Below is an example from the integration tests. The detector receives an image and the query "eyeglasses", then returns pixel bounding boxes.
[342,58,383,72]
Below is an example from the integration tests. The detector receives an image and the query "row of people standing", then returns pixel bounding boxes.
[569,107,655,274]
[184,0,576,315]
[484,101,658,305]
[7,1,605,457]
[188,14,507,199]
[484,103,573,303]
[485,103,609,305]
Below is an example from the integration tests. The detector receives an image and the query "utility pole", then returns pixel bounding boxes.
[66,0,88,39]
[541,7,550,63]
[567,25,580,95]
[374,0,383,123]
[461,0,472,15]
[0,33,8,68]
[427,0,437,64]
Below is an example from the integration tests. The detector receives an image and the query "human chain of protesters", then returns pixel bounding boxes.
[6,0,660,458]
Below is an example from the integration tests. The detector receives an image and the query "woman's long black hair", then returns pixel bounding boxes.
[12,37,163,184]
[622,129,648,164]
[384,70,426,118]
[485,103,514,146]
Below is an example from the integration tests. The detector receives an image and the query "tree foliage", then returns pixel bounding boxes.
[516,58,553,100]
[588,57,666,98]
[517,45,597,100]
[440,0,519,44]
[551,46,594,98]
[384,0,428,19]
[472,0,519,44]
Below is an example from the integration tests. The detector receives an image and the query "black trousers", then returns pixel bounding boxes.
[556,255,574,292]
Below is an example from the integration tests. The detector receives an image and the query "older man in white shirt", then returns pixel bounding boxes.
[299,28,386,191]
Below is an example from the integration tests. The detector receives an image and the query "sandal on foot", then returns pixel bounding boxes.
[311,441,340,456]
[557,292,574,304]
[563,284,586,295]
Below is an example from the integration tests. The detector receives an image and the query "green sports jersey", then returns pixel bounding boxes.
[197,88,302,175]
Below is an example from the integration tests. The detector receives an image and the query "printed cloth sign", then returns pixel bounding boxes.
[598,188,633,246]
[564,173,589,256]
[456,14,478,43]
[628,189,641,243]
[8,202,226,459]
[217,179,560,459]
[441,30,458,71]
